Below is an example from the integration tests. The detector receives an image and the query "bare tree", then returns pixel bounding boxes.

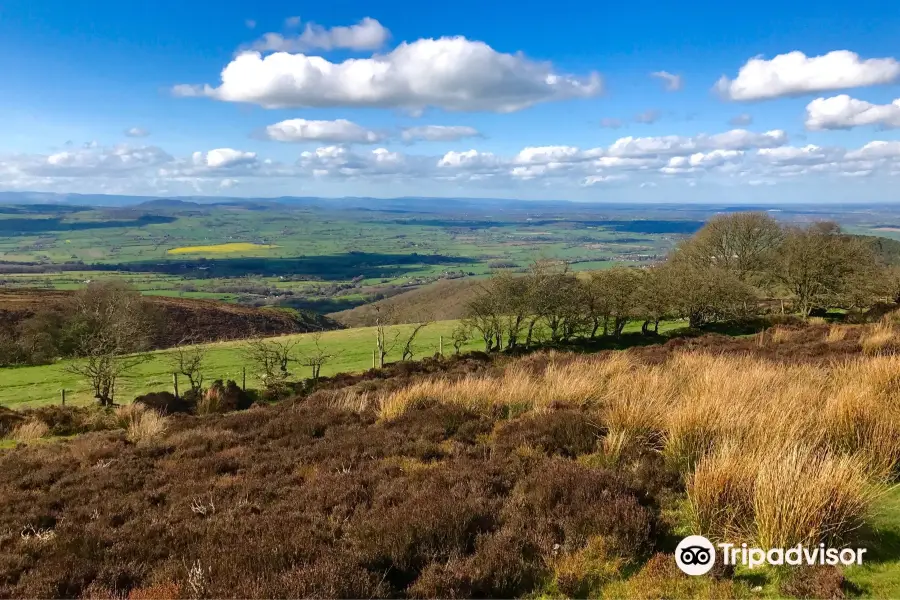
[451,323,470,355]
[373,305,401,367]
[64,281,155,406]
[296,331,338,382]
[401,319,433,361]
[169,340,206,395]
[243,337,298,391]
[462,287,502,352]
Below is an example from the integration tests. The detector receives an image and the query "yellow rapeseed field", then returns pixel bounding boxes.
[166,242,278,254]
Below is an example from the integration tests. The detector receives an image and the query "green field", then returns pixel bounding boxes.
[0,319,686,409]
[0,202,687,312]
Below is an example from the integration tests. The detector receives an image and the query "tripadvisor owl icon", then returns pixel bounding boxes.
[676,535,716,575]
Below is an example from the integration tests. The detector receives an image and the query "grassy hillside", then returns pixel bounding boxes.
[0,320,476,409]
[330,278,484,326]
[0,319,686,409]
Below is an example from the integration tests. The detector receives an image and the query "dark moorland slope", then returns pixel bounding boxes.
[0,289,338,349]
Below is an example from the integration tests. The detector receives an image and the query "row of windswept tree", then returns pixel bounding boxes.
[460,212,895,351]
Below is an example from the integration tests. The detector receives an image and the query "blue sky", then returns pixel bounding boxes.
[1,0,900,202]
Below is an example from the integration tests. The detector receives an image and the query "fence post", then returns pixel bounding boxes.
[439,335,444,357]
[373,349,377,369]
[242,367,247,390]
[60,389,66,406]
[173,373,179,399]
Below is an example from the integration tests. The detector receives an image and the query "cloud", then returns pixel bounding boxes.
[634,109,661,124]
[437,149,502,171]
[582,175,626,186]
[174,37,602,113]
[4,130,899,195]
[606,129,787,158]
[297,145,424,179]
[245,19,256,29]
[401,125,481,143]
[30,145,172,177]
[805,94,900,130]
[124,127,150,138]
[661,150,744,174]
[845,140,900,160]
[599,118,623,129]
[192,148,257,169]
[651,71,683,91]
[248,17,390,52]
[757,144,839,165]
[715,50,900,101]
[264,118,383,143]
[729,114,753,126]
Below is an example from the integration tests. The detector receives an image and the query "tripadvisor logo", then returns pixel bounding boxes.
[676,535,716,575]
[675,535,867,575]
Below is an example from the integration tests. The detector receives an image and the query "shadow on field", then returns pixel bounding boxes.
[0,215,175,233]
[105,252,478,280]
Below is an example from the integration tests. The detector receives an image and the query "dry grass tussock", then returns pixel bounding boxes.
[860,317,900,355]
[115,403,166,443]
[380,348,900,546]
[826,324,849,343]
[10,419,49,442]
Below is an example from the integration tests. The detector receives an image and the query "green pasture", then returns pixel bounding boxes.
[0,318,686,409]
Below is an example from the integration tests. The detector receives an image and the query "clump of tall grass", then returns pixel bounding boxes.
[196,390,222,416]
[753,447,878,548]
[825,325,848,343]
[379,343,900,546]
[770,326,792,343]
[860,319,900,355]
[378,353,635,420]
[116,403,166,443]
[11,419,49,442]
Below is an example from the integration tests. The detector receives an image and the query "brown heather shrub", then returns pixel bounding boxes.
[0,395,667,599]
[491,410,601,458]
[11,419,49,442]
[127,581,180,600]
[778,565,846,599]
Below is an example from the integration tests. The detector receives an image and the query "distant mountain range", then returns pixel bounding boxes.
[0,190,883,215]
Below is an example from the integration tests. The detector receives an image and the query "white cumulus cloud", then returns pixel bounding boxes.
[264,118,383,143]
[192,148,257,169]
[805,94,900,130]
[124,127,150,138]
[607,129,786,158]
[174,37,602,113]
[249,17,390,53]
[715,50,900,101]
